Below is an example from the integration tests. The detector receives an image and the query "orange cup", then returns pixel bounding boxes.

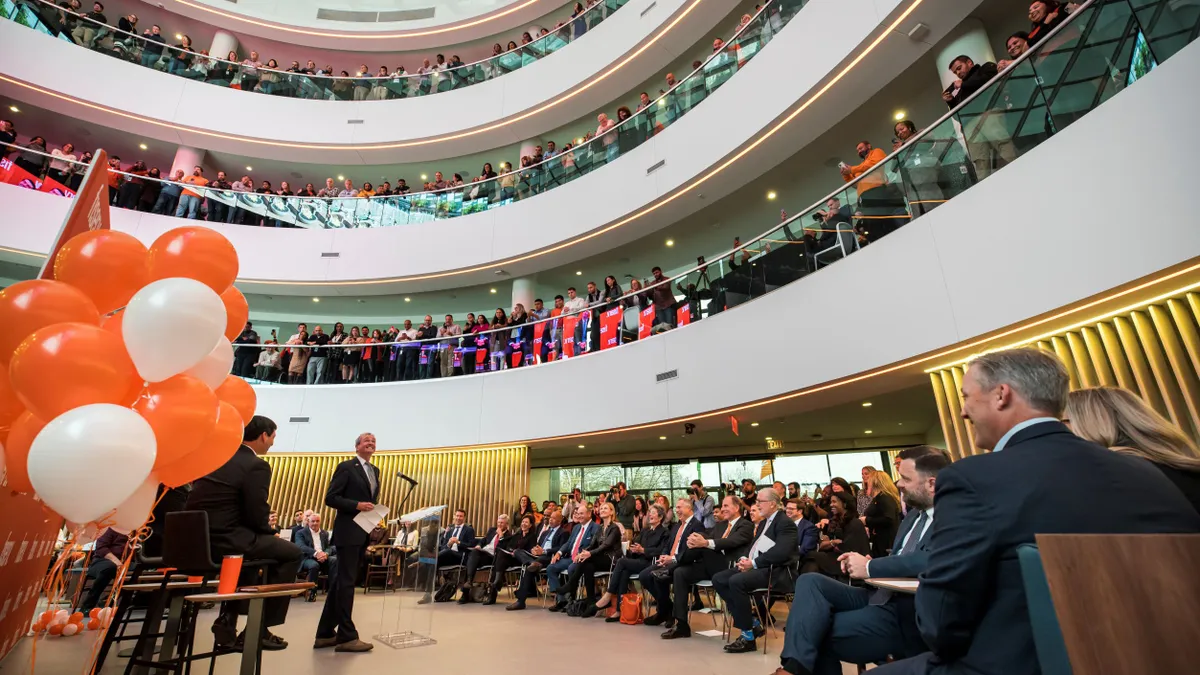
[217,555,243,595]
[187,576,203,583]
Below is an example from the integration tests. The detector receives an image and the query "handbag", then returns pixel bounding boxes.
[565,598,591,617]
[433,580,457,603]
[618,593,643,624]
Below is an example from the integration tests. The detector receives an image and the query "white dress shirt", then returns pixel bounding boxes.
[866,507,934,578]
[748,511,778,566]
[309,528,324,554]
[706,516,740,549]
[993,417,1059,452]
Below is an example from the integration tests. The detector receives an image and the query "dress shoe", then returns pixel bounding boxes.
[548,599,568,613]
[306,590,317,603]
[313,637,338,649]
[643,613,667,626]
[660,624,691,639]
[417,594,433,605]
[752,623,766,638]
[605,616,621,623]
[690,597,704,611]
[723,636,758,653]
[527,562,543,573]
[579,603,599,618]
[334,639,374,653]
[211,615,237,649]
[233,631,287,652]
[505,600,526,611]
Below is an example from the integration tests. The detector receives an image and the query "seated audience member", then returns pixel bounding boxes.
[185,415,302,651]
[457,514,511,604]
[874,348,1200,675]
[1065,386,1200,512]
[76,526,130,614]
[593,502,669,619]
[785,498,819,558]
[560,501,623,616]
[436,509,476,568]
[775,445,949,675]
[267,511,280,534]
[646,495,752,637]
[507,510,569,610]
[863,470,903,558]
[545,506,598,610]
[294,512,336,602]
[483,514,539,605]
[805,491,869,578]
[713,488,799,654]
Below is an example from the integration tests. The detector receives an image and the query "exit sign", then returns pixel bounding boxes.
[767,439,784,450]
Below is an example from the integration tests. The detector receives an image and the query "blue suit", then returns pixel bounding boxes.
[795,517,819,558]
[436,523,477,567]
[780,507,935,675]
[546,521,596,597]
[293,527,338,585]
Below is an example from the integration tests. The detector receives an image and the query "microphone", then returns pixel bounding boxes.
[396,472,418,485]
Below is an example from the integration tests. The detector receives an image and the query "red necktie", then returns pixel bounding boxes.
[570,527,585,559]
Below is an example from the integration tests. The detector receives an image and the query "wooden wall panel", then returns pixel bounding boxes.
[929,290,1200,457]
[263,446,528,532]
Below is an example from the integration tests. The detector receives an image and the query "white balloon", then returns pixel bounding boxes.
[123,278,226,383]
[185,338,234,390]
[28,405,157,524]
[62,623,79,636]
[113,476,159,531]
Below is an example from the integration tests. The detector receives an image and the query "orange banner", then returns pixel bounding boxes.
[676,303,692,327]
[0,493,62,661]
[638,306,655,339]
[38,149,110,279]
[599,307,621,350]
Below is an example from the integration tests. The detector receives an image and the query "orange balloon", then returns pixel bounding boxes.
[9,323,140,422]
[88,608,101,620]
[68,612,84,624]
[48,624,64,636]
[99,310,145,402]
[133,374,220,469]
[214,375,256,423]
[0,280,100,366]
[0,362,23,428]
[157,401,243,488]
[53,230,149,315]
[87,618,101,630]
[5,412,46,493]
[146,227,238,295]
[220,287,249,342]
[101,309,124,335]
[39,611,54,625]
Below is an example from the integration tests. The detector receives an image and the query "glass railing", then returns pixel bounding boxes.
[2,0,626,101]
[197,0,1196,385]
[0,0,807,229]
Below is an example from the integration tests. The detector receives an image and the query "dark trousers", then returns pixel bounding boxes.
[712,566,773,632]
[780,574,917,675]
[462,549,495,587]
[491,549,519,585]
[562,553,611,600]
[222,534,302,628]
[317,544,361,643]
[79,559,118,613]
[641,562,708,623]
[400,348,419,380]
[233,350,258,378]
[607,556,650,595]
[300,556,337,585]
[513,551,551,601]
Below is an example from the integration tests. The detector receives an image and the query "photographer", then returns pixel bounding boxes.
[689,480,716,529]
[804,198,854,268]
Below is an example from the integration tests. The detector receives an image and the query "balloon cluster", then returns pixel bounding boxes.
[0,226,255,529]
[31,608,113,637]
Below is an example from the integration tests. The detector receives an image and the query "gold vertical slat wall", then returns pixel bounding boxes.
[929,292,1200,459]
[263,446,529,530]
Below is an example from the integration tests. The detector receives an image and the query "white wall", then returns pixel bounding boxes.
[245,39,1200,451]
[0,0,727,163]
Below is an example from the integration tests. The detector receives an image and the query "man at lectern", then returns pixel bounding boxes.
[315,432,380,653]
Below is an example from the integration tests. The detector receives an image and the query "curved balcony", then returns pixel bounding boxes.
[0,0,732,162]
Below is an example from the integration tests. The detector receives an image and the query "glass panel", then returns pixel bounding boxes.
[6,0,629,101]
[771,454,832,495]
[826,451,886,491]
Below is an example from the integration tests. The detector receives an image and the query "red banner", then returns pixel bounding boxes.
[638,306,655,340]
[532,321,546,363]
[37,176,75,198]
[562,315,579,358]
[39,149,110,279]
[0,157,40,190]
[0,472,65,661]
[599,307,621,350]
[677,303,692,327]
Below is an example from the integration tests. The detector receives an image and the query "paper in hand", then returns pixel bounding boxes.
[354,505,390,534]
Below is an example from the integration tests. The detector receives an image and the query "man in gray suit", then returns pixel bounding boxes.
[775,445,950,675]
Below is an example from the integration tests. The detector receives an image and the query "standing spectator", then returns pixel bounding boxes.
[167,35,194,75]
[152,169,184,215]
[228,175,252,224]
[690,480,716,529]
[115,160,146,209]
[316,177,338,198]
[862,470,902,558]
[175,165,208,219]
[140,24,166,68]
[15,136,48,177]
[206,170,232,223]
[306,325,330,384]
[415,316,438,379]
[612,482,636,531]
[137,167,161,212]
[942,55,1015,178]
[240,51,262,93]
[0,119,15,158]
[647,267,675,328]
[840,141,902,243]
[232,322,261,378]
[286,331,309,384]
[71,2,107,48]
[1027,0,1068,44]
[437,314,461,378]
[47,143,77,184]
[857,466,875,515]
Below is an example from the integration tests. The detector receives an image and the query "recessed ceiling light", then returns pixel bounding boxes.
[489,288,497,293]
[175,33,183,40]
[246,166,253,171]
[750,422,759,427]
[665,239,674,247]
[312,297,320,302]
[862,402,873,407]
[575,137,583,144]
[577,444,585,449]
[765,436,773,441]
[138,143,148,150]
[864,430,873,434]
[575,270,582,276]
[766,191,777,200]
[7,105,18,113]
[893,110,907,121]
[337,175,345,181]
[659,436,667,440]
[420,174,428,180]
[404,297,411,302]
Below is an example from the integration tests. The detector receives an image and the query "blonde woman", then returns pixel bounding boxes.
[862,471,902,557]
[1065,387,1200,512]
[857,466,875,515]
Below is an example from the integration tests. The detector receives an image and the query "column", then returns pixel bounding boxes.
[209,30,239,61]
[511,277,536,312]
[933,19,996,89]
[168,146,207,180]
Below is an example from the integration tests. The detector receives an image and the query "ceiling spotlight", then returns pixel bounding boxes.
[337,175,345,181]
[138,143,148,150]
[245,166,253,171]
[489,288,497,294]
[659,436,667,440]
[312,298,320,303]
[862,402,873,407]
[575,270,582,276]
[7,105,18,113]
[420,174,428,180]
[864,430,873,434]
[893,110,907,121]
[750,422,759,427]
[767,191,777,200]
[665,239,674,247]
[404,297,411,302]
[575,137,583,144]
[577,444,585,449]
[175,33,183,40]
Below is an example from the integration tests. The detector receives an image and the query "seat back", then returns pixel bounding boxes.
[163,511,220,575]
[1016,544,1073,675]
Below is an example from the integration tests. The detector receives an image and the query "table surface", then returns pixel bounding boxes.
[865,578,920,594]
[184,584,314,602]
[122,581,207,592]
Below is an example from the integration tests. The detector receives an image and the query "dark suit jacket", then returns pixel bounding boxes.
[293,527,334,560]
[555,521,597,558]
[631,524,669,560]
[499,529,538,554]
[916,421,1200,674]
[662,516,708,560]
[681,517,754,569]
[533,525,569,554]
[864,492,902,558]
[324,456,382,547]
[748,512,799,579]
[585,522,624,559]
[869,508,933,579]
[185,445,274,557]
[439,524,477,552]
[794,517,819,558]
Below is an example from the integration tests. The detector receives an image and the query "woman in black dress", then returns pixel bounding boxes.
[485,514,538,605]
[863,471,903,557]
[804,491,870,579]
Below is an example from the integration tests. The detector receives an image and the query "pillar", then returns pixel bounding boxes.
[511,277,536,313]
[934,19,997,89]
[209,30,239,61]
[168,146,207,180]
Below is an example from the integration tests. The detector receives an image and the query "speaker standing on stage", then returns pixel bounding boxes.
[315,432,380,653]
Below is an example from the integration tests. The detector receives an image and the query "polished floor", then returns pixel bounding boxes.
[1,590,868,674]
